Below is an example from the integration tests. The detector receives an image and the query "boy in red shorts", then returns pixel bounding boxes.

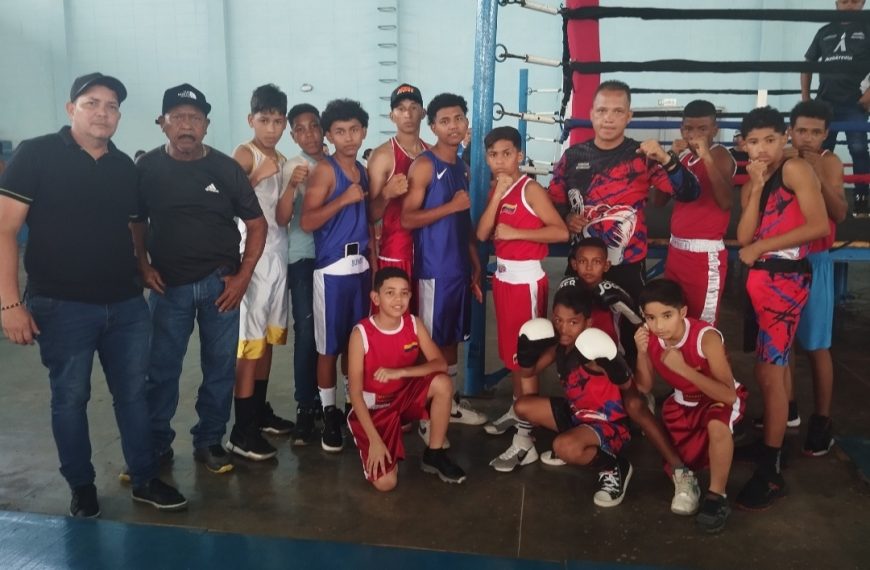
[635,279,747,533]
[512,284,632,507]
[475,126,568,469]
[346,267,465,491]
[734,106,829,510]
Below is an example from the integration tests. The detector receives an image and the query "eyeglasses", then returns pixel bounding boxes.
[168,113,206,126]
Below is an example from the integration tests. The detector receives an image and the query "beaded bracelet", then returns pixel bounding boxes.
[1,301,22,311]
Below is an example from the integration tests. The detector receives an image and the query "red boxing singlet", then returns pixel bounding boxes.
[647,317,723,399]
[380,137,429,260]
[671,147,732,240]
[355,314,421,400]
[755,164,809,261]
[493,175,548,261]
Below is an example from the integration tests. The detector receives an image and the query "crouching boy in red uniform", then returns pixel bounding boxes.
[635,279,747,533]
[346,267,466,491]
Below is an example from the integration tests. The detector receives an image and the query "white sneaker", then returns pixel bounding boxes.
[540,450,567,466]
[417,420,450,449]
[484,406,518,435]
[450,398,487,426]
[671,467,700,515]
[489,437,538,472]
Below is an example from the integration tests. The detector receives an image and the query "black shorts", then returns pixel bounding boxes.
[550,397,578,433]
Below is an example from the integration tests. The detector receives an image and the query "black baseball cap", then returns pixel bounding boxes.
[70,72,127,104]
[390,84,423,109]
[160,83,212,117]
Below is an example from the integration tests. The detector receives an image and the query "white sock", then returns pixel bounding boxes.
[319,387,336,409]
[342,375,349,396]
[515,421,533,446]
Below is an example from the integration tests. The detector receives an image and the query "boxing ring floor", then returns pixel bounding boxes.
[0,253,868,569]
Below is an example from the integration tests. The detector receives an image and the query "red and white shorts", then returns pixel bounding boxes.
[664,237,727,326]
[492,259,548,370]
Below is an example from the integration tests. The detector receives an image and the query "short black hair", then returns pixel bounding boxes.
[373,267,410,291]
[250,84,287,116]
[427,93,467,125]
[363,148,373,160]
[571,237,608,259]
[789,100,833,130]
[484,126,522,150]
[740,106,785,138]
[595,80,631,105]
[553,284,594,317]
[287,103,320,127]
[320,99,369,131]
[683,99,717,120]
[638,278,686,310]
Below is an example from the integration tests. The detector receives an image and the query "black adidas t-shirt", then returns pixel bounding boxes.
[134,146,263,286]
[0,127,141,303]
[805,21,870,104]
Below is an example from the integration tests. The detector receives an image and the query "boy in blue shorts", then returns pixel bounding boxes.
[300,99,371,453]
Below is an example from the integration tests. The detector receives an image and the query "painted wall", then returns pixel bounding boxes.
[0,0,843,166]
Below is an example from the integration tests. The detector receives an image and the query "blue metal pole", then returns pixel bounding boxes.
[465,0,498,396]
[517,68,529,156]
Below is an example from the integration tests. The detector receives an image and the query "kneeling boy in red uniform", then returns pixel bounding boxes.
[347,267,466,491]
[635,279,747,533]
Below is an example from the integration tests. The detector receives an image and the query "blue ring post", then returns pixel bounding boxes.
[517,68,529,155]
[465,0,499,396]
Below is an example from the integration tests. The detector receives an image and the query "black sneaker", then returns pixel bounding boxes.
[131,478,188,511]
[695,492,731,534]
[226,425,278,460]
[259,402,295,435]
[803,414,834,457]
[735,467,787,511]
[593,457,632,508]
[193,444,234,474]
[291,406,319,446]
[321,405,344,452]
[421,448,467,484]
[119,448,174,484]
[70,483,100,518]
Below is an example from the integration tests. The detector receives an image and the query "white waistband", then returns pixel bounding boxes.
[495,258,543,273]
[673,389,699,407]
[669,236,725,253]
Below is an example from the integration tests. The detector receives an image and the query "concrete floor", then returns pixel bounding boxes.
[1,255,869,569]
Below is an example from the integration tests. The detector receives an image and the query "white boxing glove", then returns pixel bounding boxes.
[516,318,556,368]
[575,327,632,385]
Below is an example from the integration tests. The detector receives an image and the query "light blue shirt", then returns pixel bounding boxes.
[286,153,317,263]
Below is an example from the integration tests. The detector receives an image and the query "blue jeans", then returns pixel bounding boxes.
[823,101,869,194]
[146,267,239,451]
[26,294,157,488]
[287,258,318,407]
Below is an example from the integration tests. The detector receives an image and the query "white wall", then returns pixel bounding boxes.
[0,0,843,164]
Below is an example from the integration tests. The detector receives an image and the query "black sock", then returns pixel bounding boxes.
[588,448,618,472]
[234,396,256,430]
[253,379,269,420]
[788,400,798,419]
[760,444,782,474]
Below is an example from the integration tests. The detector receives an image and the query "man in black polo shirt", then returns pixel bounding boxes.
[132,84,267,475]
[802,0,870,217]
[0,73,187,517]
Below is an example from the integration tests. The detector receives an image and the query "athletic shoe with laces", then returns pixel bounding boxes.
[449,395,488,426]
[291,406,319,446]
[803,413,834,456]
[421,448,467,484]
[489,437,538,472]
[70,483,100,518]
[131,478,188,511]
[193,444,234,474]
[735,467,787,511]
[671,467,701,515]
[695,492,731,534]
[119,448,174,484]
[483,406,518,435]
[259,402,295,435]
[321,405,345,452]
[753,401,800,429]
[540,450,567,466]
[225,425,278,460]
[593,457,633,508]
[417,419,450,449]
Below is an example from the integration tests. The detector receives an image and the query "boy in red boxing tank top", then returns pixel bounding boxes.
[346,267,465,491]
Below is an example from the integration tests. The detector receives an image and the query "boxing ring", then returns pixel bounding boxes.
[465,1,870,395]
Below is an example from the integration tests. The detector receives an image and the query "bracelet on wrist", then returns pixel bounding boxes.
[1,300,22,311]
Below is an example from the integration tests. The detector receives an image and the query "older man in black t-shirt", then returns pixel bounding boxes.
[802,0,870,216]
[131,84,266,475]
[0,73,187,518]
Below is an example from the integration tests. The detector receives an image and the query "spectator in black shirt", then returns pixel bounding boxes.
[132,83,267,476]
[0,73,187,517]
[802,0,870,216]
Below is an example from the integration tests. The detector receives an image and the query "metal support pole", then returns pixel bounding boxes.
[465,0,499,396]
[518,68,529,156]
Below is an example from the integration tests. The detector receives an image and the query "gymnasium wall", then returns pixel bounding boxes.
[0,0,838,165]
